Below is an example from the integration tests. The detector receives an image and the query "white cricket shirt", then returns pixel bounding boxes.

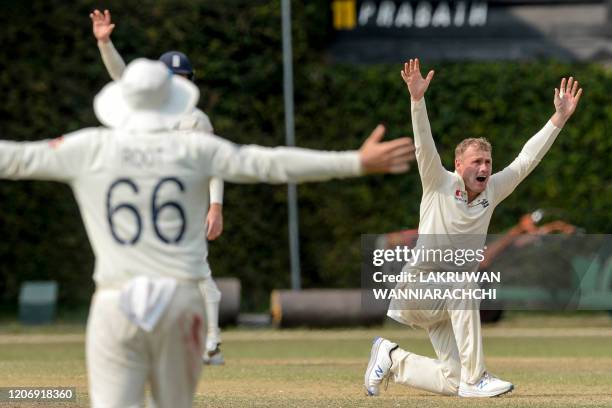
[410,98,561,270]
[0,129,360,287]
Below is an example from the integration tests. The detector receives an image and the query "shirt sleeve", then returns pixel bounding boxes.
[209,177,224,204]
[196,134,362,184]
[98,40,126,81]
[489,121,562,204]
[184,110,222,202]
[195,113,222,202]
[0,129,98,182]
[411,98,450,191]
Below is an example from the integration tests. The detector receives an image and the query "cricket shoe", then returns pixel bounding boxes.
[364,337,398,396]
[458,372,514,397]
[202,343,225,366]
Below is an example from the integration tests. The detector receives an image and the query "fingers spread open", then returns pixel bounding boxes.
[574,88,583,104]
[426,70,435,83]
[389,162,410,174]
[365,124,386,145]
[390,155,411,167]
[560,78,566,94]
[92,9,104,22]
[381,137,413,152]
[571,80,579,96]
[388,145,416,160]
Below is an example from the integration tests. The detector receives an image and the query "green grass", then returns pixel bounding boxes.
[0,314,611,407]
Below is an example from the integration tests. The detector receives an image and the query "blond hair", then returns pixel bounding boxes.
[455,137,492,158]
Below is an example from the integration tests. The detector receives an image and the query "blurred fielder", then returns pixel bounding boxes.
[0,58,415,407]
[90,9,225,365]
[364,59,582,398]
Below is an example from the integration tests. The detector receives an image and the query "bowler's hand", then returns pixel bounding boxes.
[206,203,223,241]
[359,125,415,174]
[90,9,115,44]
[551,77,583,127]
[401,58,434,102]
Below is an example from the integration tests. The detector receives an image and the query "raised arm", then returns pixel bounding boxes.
[490,77,583,203]
[202,125,415,184]
[90,9,126,81]
[401,59,448,191]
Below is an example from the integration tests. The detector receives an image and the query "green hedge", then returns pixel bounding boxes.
[0,0,610,310]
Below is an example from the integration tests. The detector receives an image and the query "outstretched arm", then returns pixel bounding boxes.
[0,129,97,182]
[202,125,415,183]
[490,77,583,203]
[90,9,126,81]
[401,58,448,190]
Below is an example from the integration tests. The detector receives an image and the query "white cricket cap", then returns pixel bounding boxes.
[94,58,199,131]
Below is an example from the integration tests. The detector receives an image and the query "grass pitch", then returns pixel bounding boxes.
[0,314,611,407]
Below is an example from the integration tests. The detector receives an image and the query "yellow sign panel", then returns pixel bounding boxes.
[332,0,357,30]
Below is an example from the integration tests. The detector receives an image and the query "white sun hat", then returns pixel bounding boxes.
[94,58,199,131]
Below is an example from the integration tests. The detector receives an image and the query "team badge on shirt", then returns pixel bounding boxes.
[454,189,467,203]
[469,198,490,209]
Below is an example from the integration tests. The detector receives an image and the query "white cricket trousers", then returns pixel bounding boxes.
[86,284,206,408]
[386,307,486,395]
[199,277,222,346]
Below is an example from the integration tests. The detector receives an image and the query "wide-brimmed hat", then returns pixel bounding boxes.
[94,58,199,131]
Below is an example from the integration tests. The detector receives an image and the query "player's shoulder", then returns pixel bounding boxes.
[171,127,211,141]
[191,108,209,119]
[58,126,111,145]
[435,169,459,191]
[426,170,463,198]
[177,108,213,132]
[182,129,234,153]
[41,127,112,160]
[180,128,223,143]
[191,108,214,132]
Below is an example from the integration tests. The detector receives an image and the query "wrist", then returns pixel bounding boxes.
[209,203,223,212]
[550,112,568,128]
[97,38,110,46]
[358,151,376,175]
